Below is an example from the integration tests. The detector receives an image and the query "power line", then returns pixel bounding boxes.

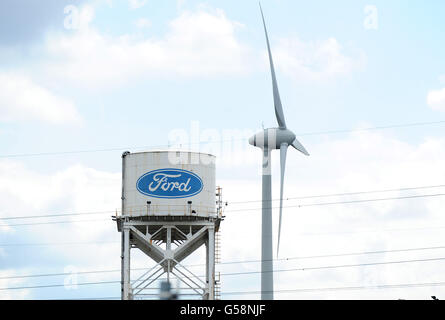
[2,252,445,291]
[2,219,445,236]
[228,184,445,204]
[37,278,445,299]
[213,245,445,267]
[295,224,445,237]
[0,210,115,221]
[2,184,445,223]
[0,240,118,247]
[296,120,445,136]
[0,145,166,159]
[1,119,445,159]
[295,193,445,208]
[0,192,443,227]
[221,281,445,296]
[219,257,445,277]
[2,223,445,248]
[0,280,120,291]
[2,217,445,246]
[36,279,445,299]
[0,269,121,281]
[225,192,445,213]
[0,187,443,231]
[2,247,445,281]
[0,219,110,227]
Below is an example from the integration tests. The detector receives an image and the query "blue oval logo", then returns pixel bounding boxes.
[136,168,203,199]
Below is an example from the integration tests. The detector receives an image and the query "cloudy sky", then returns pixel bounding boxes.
[1,0,445,300]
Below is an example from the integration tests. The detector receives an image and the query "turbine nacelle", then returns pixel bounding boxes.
[249,128,295,149]
[249,128,309,156]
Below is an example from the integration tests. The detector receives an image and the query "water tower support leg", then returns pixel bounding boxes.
[121,225,124,300]
[123,226,132,300]
[166,227,172,282]
[204,239,209,299]
[205,239,209,282]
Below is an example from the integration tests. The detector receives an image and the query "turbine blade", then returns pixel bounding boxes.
[277,142,288,257]
[259,3,287,129]
[291,138,310,156]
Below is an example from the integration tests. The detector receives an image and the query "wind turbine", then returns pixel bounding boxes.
[248,4,310,300]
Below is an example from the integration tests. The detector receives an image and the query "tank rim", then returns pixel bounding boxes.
[124,150,216,158]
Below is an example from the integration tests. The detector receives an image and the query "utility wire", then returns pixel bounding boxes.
[2,183,445,223]
[297,120,445,136]
[1,119,445,159]
[2,224,445,248]
[1,191,443,227]
[228,184,445,204]
[221,281,445,296]
[3,221,445,235]
[2,251,445,282]
[2,253,445,291]
[225,193,445,213]
[0,219,110,227]
[207,245,445,267]
[294,224,445,237]
[0,280,120,291]
[36,279,445,299]
[0,210,115,221]
[219,257,445,277]
[0,240,119,247]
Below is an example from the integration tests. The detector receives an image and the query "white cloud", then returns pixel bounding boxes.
[273,37,366,82]
[42,8,252,87]
[0,72,82,125]
[20,6,363,90]
[128,0,147,9]
[0,161,121,275]
[0,161,119,219]
[134,18,151,29]
[427,87,445,111]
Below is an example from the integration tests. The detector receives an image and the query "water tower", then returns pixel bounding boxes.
[114,151,224,300]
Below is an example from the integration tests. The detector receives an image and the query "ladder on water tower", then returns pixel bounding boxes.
[214,186,225,300]
[215,272,221,300]
[215,230,221,300]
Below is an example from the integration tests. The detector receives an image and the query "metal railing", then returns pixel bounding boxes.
[116,203,218,218]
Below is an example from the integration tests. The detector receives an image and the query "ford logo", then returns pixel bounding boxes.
[136,168,203,199]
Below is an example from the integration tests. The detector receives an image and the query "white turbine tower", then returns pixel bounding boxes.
[248,4,310,300]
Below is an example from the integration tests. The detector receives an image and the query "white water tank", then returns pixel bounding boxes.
[121,151,216,217]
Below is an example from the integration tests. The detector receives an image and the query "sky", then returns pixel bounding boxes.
[1,0,445,300]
